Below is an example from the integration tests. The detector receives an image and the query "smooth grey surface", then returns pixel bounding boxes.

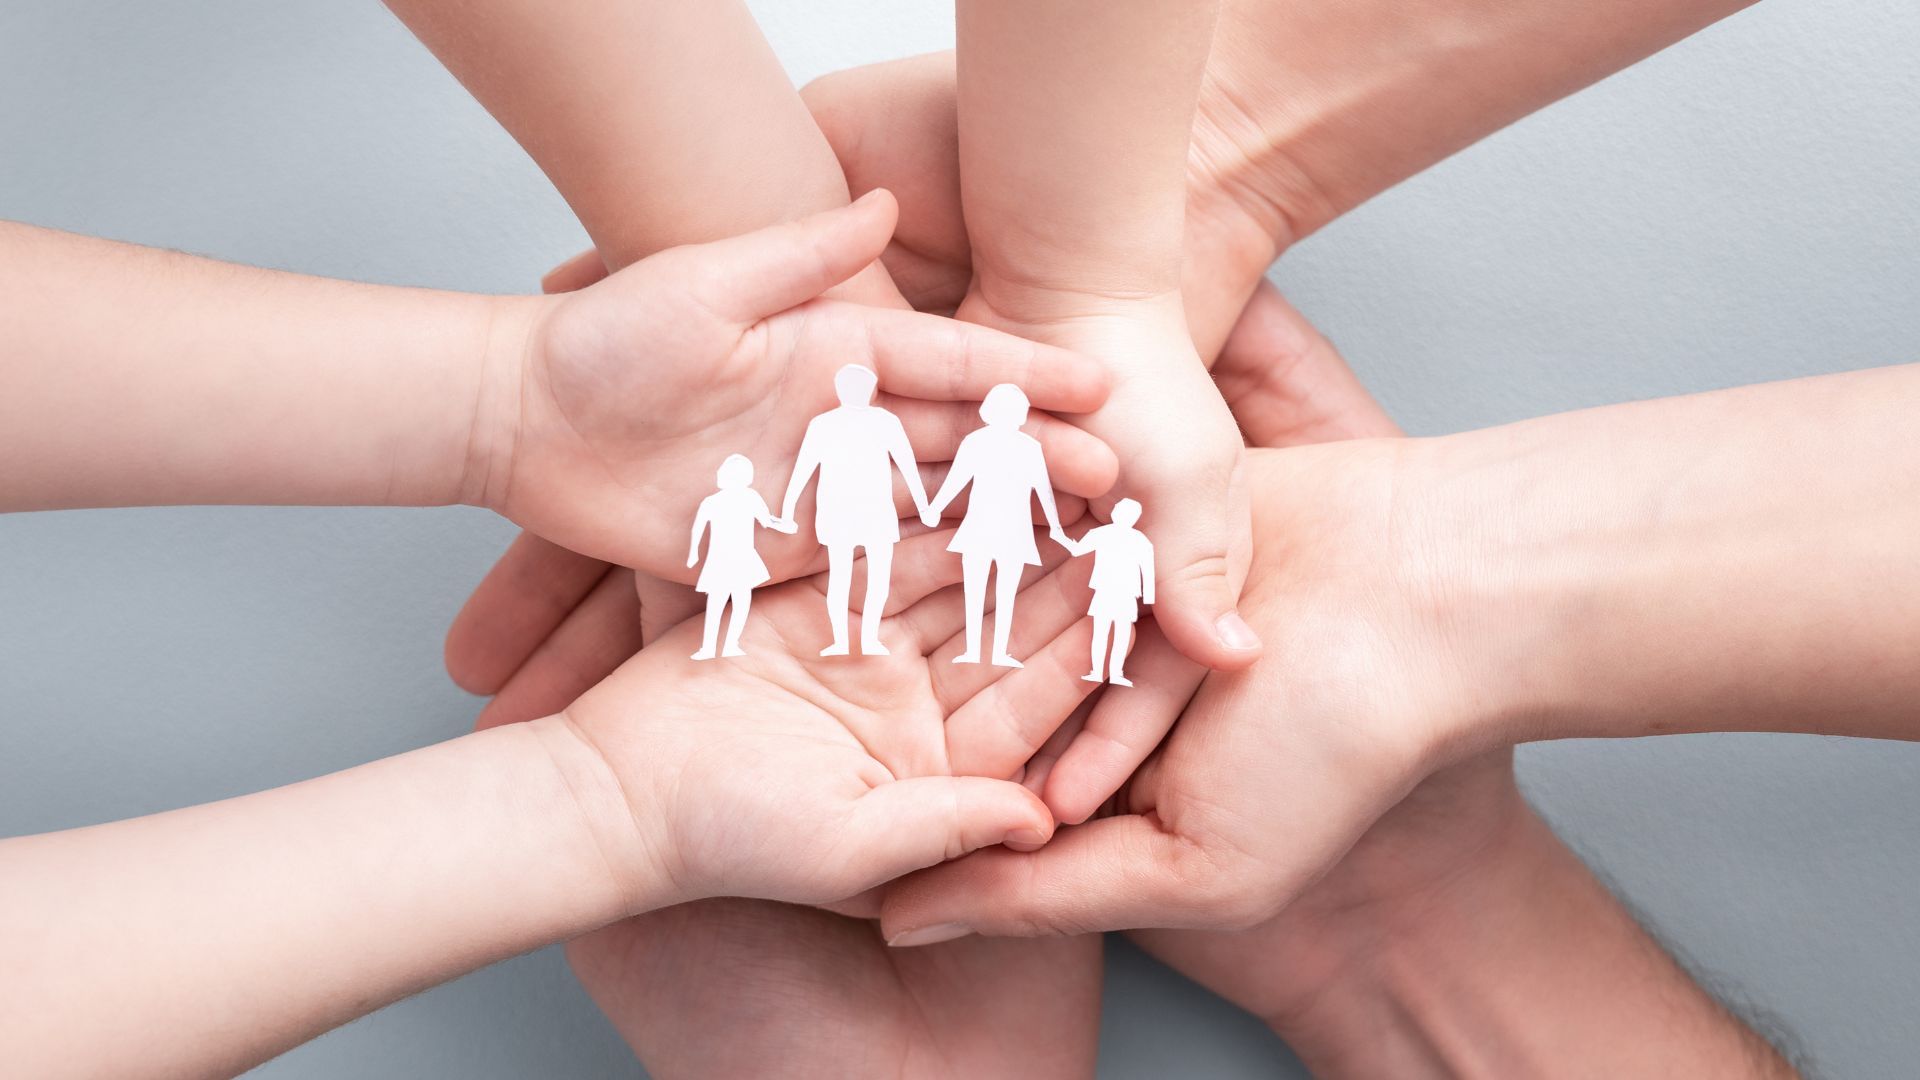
[0,0,1915,1076]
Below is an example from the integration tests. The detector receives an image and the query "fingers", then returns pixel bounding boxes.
[541,249,610,295]
[837,776,1055,896]
[680,189,900,323]
[839,303,1110,416]
[942,619,1102,780]
[1140,460,1263,672]
[446,532,611,696]
[1042,623,1203,825]
[474,569,642,730]
[1214,280,1400,446]
[879,816,1200,943]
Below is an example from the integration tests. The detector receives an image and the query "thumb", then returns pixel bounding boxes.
[1145,462,1262,671]
[681,188,898,323]
[835,775,1054,893]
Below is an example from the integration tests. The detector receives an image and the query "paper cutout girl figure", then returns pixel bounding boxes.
[776,364,933,657]
[1057,497,1156,686]
[687,453,779,660]
[927,383,1072,667]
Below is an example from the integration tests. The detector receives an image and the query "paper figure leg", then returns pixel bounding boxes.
[859,542,893,655]
[722,586,752,657]
[1083,617,1113,683]
[692,594,726,661]
[990,558,1023,668]
[1108,621,1135,687]
[955,552,993,664]
[821,544,854,657]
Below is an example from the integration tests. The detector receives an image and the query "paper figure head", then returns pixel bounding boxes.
[716,453,754,490]
[1112,497,1142,527]
[834,363,879,407]
[979,383,1029,429]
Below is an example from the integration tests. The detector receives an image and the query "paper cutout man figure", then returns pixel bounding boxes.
[776,364,933,656]
[1058,497,1155,686]
[687,453,780,660]
[927,383,1072,668]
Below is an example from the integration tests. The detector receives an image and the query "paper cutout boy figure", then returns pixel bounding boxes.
[1058,497,1155,686]
[687,453,780,661]
[927,383,1073,668]
[776,364,934,656]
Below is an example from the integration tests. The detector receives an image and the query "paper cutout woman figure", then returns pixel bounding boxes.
[687,453,779,660]
[776,364,933,657]
[1057,497,1156,686]
[927,383,1071,667]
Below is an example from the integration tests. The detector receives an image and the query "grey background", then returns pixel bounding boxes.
[1,0,1915,1075]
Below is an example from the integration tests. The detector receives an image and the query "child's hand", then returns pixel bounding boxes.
[554,526,1097,910]
[471,191,1115,587]
[957,287,1258,672]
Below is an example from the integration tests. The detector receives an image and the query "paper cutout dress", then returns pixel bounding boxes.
[687,453,778,660]
[927,383,1072,668]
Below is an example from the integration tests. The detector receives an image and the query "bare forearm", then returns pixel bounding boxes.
[0,717,644,1079]
[0,221,504,511]
[384,0,895,304]
[1432,364,1920,744]
[957,0,1217,301]
[1135,780,1792,1078]
[1201,0,1759,251]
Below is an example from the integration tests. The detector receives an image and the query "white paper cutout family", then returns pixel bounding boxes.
[687,364,1153,686]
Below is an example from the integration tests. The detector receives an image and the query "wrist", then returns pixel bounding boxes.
[519,712,675,919]
[457,294,545,514]
[1389,427,1593,759]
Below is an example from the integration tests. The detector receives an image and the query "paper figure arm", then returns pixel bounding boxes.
[1138,536,1156,606]
[777,421,823,527]
[926,438,976,519]
[885,414,935,525]
[750,490,781,530]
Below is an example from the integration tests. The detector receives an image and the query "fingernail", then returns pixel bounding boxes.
[1216,612,1260,651]
[852,188,884,207]
[1005,828,1048,850]
[887,923,972,948]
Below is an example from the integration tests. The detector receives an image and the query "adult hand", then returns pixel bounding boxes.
[879,288,1488,939]
[567,898,1100,1080]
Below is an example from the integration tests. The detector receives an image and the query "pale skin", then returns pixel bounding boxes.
[880,360,1920,965]
[953,0,1261,677]
[447,0,1767,818]
[383,0,1114,705]
[0,195,1111,568]
[0,534,1087,1078]
[0,195,1130,1075]
[364,6,1123,1051]
[516,285,1792,1079]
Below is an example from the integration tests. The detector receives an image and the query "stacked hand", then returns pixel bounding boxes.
[480,189,1112,587]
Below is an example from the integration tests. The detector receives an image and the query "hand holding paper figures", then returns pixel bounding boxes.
[488,191,1114,589]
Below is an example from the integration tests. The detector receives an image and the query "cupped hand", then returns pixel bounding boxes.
[558,518,1112,911]
[465,512,1107,1080]
[476,190,1115,589]
[879,310,1490,938]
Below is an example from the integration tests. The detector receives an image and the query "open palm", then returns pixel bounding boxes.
[561,524,1095,907]
[489,192,1114,589]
